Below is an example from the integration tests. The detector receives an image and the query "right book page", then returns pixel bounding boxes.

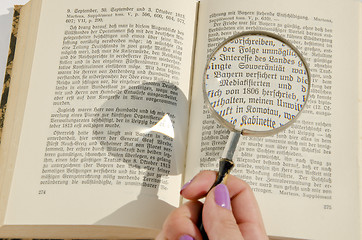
[185,0,360,239]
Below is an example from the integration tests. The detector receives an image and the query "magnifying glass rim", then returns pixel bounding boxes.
[202,30,311,137]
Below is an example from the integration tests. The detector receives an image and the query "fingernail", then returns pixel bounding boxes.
[179,234,194,240]
[214,184,231,210]
[180,178,193,193]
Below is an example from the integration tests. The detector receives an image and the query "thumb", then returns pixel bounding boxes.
[202,184,244,240]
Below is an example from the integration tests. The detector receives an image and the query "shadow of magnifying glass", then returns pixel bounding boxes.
[89,81,188,228]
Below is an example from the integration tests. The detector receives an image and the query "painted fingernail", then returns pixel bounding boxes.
[180,178,193,193]
[214,184,231,210]
[179,234,194,240]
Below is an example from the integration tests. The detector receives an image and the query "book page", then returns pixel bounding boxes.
[3,0,197,230]
[185,0,360,239]
[0,0,40,225]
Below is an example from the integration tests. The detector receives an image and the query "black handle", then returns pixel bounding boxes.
[198,158,234,239]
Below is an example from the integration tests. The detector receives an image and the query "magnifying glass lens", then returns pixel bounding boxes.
[204,32,310,136]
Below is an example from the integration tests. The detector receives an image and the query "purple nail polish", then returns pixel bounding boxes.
[214,184,231,210]
[180,178,192,192]
[179,234,194,240]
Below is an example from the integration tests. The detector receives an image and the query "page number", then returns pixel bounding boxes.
[323,204,332,210]
[38,190,47,195]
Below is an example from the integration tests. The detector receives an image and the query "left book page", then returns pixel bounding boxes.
[0,0,197,238]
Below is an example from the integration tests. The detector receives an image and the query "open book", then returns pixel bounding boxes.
[0,0,361,239]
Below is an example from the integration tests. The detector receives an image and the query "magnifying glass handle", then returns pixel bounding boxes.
[198,132,240,239]
[198,158,234,239]
[214,131,240,187]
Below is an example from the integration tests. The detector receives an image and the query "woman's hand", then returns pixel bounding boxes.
[156,171,269,240]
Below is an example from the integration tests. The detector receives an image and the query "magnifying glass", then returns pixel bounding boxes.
[199,31,310,238]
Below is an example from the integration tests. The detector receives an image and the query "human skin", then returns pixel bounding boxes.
[156,171,269,240]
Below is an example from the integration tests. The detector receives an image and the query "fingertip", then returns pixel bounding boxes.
[180,178,193,194]
[180,171,217,200]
